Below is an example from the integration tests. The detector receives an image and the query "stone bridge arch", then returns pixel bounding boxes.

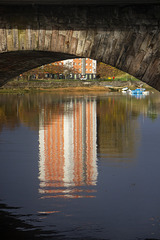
[0,4,160,90]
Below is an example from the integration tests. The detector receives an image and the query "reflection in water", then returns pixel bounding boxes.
[97,96,139,163]
[38,98,98,199]
[1,92,160,240]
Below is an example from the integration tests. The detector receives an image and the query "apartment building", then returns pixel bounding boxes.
[53,58,97,80]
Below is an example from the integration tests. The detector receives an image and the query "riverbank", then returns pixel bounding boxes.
[0,79,152,94]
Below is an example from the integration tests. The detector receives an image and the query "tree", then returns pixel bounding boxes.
[42,63,64,74]
[97,62,124,79]
[20,61,79,80]
[20,67,42,80]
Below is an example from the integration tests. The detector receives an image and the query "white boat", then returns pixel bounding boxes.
[142,91,149,95]
[122,87,128,91]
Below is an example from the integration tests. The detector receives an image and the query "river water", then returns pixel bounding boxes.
[0,91,160,240]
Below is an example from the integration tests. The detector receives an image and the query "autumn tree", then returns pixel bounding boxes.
[20,61,79,80]
[97,62,124,79]
[42,64,64,74]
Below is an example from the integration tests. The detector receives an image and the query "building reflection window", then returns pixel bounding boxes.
[39,98,98,199]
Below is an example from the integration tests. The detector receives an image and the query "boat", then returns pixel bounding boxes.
[129,88,147,95]
[142,91,149,95]
[122,87,128,93]
[122,87,128,91]
[121,87,150,96]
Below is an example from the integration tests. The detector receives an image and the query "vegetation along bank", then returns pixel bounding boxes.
[0,79,152,94]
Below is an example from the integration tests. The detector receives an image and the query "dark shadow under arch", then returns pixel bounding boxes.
[0,51,77,86]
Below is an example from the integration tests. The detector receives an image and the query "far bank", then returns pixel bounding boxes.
[0,79,153,94]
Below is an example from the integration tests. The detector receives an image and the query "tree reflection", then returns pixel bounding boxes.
[97,96,141,162]
[1,93,160,158]
[0,95,20,131]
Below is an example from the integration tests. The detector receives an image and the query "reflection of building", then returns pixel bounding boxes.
[39,98,98,198]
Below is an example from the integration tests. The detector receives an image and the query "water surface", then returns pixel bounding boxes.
[0,92,160,240]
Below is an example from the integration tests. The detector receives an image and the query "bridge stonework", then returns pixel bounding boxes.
[0,4,160,90]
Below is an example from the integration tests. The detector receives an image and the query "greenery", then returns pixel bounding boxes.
[14,60,139,82]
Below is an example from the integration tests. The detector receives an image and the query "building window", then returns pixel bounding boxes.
[89,69,92,71]
[78,63,81,65]
[89,63,92,66]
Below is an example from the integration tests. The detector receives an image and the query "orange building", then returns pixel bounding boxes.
[39,98,98,198]
[52,58,97,80]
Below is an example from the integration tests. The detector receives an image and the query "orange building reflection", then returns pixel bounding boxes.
[39,98,98,198]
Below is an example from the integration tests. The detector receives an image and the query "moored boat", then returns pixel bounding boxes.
[121,87,150,96]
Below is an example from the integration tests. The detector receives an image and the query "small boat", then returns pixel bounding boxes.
[142,91,149,95]
[122,87,128,91]
[121,87,150,96]
[129,88,147,95]
[122,87,128,93]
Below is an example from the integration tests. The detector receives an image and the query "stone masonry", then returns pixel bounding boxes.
[0,4,160,90]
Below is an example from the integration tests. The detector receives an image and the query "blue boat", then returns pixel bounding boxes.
[130,88,146,95]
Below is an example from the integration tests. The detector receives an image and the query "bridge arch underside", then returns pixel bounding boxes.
[0,51,77,85]
[0,5,160,90]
